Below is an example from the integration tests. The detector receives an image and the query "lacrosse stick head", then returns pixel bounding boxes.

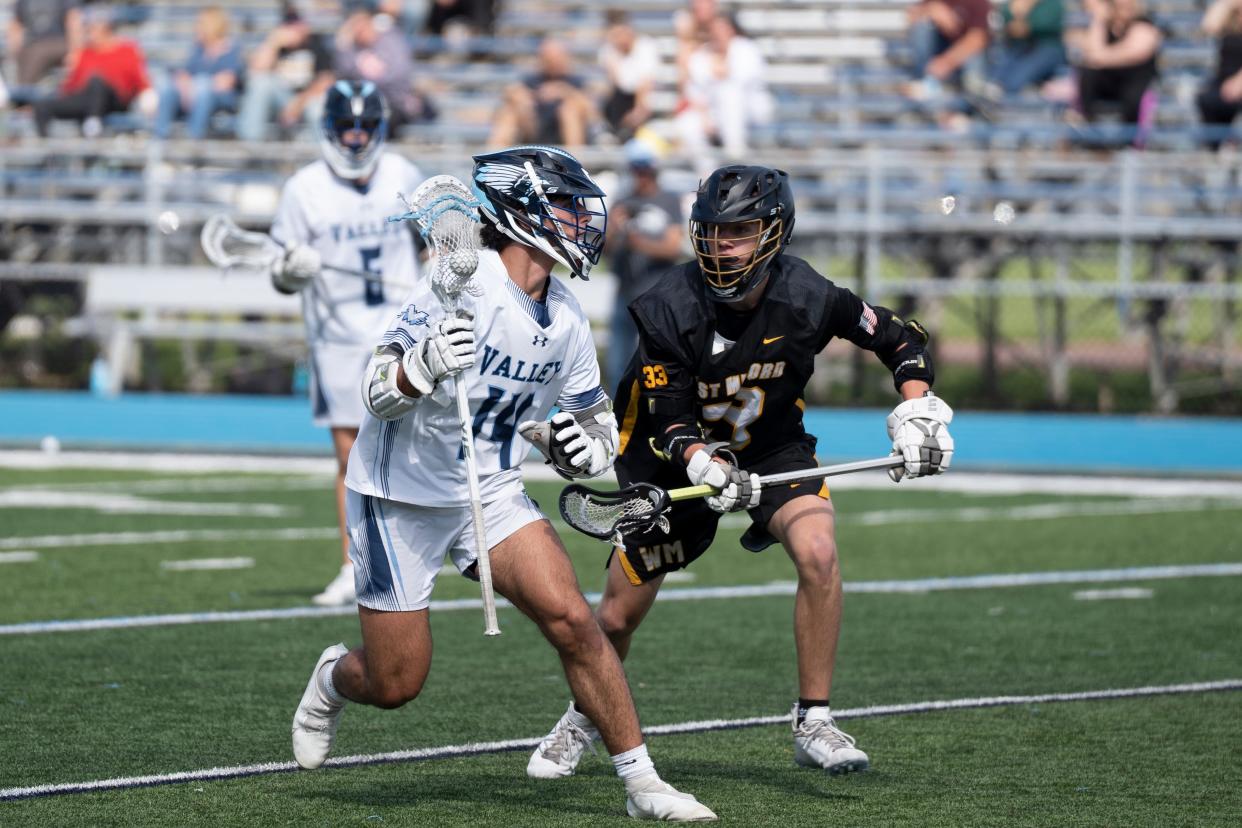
[392,175,482,306]
[200,213,283,272]
[559,482,671,542]
[471,145,607,280]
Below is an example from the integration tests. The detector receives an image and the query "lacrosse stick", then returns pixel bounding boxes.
[200,213,412,292]
[560,455,906,542]
[392,175,499,636]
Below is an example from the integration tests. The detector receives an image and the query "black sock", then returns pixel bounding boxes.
[796,698,830,725]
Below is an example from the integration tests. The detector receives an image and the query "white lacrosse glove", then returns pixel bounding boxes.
[519,405,619,480]
[271,244,321,293]
[400,313,476,396]
[685,443,760,513]
[886,392,955,482]
[363,351,416,420]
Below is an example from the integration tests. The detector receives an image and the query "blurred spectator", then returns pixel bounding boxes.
[676,14,772,164]
[490,37,596,147]
[604,140,685,390]
[335,7,433,129]
[990,0,1067,98]
[6,0,82,87]
[32,6,148,137]
[904,0,990,99]
[599,10,659,141]
[153,7,242,140]
[235,3,334,142]
[673,0,717,89]
[1075,0,1162,127]
[1197,0,1242,148]
[425,0,497,37]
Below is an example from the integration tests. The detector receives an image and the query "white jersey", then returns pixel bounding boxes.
[271,152,424,347]
[346,249,607,507]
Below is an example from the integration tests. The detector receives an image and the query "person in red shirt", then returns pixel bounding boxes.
[905,0,991,99]
[33,6,149,137]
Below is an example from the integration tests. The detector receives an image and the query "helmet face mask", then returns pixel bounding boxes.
[319,80,388,181]
[472,146,607,279]
[690,165,795,302]
[691,216,786,299]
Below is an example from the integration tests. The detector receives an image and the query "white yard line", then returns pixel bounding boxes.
[0,450,337,474]
[3,449,1242,498]
[1074,588,1155,601]
[5,476,333,495]
[160,558,255,571]
[0,526,338,551]
[1,678,1238,802]
[0,551,39,563]
[721,496,1242,529]
[0,490,292,517]
[3,563,1240,636]
[6,494,1241,552]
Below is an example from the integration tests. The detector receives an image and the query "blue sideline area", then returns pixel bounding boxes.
[0,390,1239,475]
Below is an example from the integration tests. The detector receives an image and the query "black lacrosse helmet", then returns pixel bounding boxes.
[319,80,388,180]
[689,165,795,302]
[471,145,608,280]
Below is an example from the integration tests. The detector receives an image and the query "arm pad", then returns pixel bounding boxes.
[362,351,417,420]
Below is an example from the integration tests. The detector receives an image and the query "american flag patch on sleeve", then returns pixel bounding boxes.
[858,303,878,335]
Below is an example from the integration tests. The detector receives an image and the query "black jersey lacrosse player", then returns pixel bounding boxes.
[526,164,956,780]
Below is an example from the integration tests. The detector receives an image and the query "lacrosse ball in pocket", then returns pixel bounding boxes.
[445,247,478,277]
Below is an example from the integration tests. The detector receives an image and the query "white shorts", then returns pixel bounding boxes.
[308,343,373,429]
[345,485,545,612]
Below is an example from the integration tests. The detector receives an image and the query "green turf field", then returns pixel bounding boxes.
[2,464,1240,826]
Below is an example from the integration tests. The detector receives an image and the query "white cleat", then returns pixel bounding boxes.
[793,706,870,775]
[526,701,599,779]
[312,563,356,607]
[292,643,348,769]
[625,775,718,822]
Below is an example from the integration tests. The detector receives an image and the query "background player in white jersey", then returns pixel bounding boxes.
[268,80,425,607]
[289,146,716,821]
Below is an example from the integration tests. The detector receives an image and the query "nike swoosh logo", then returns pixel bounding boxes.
[762,336,784,345]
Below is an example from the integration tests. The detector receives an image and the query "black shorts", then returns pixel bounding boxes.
[608,441,829,585]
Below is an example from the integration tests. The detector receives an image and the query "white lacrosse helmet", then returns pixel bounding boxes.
[471,145,608,280]
[319,80,388,181]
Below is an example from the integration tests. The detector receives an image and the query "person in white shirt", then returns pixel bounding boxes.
[268,80,424,607]
[677,13,773,169]
[288,145,717,822]
[599,10,660,140]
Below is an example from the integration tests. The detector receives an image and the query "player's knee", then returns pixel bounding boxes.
[794,538,840,589]
[540,600,602,656]
[370,677,423,709]
[596,601,640,640]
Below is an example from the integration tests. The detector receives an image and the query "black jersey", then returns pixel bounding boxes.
[618,254,932,466]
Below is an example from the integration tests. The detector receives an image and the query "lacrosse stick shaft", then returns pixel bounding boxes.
[321,263,406,288]
[667,455,905,502]
[455,371,501,636]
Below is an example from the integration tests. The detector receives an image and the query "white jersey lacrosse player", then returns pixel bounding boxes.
[268,80,424,607]
[290,146,717,822]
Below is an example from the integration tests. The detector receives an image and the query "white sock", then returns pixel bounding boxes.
[612,743,655,784]
[317,657,345,706]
